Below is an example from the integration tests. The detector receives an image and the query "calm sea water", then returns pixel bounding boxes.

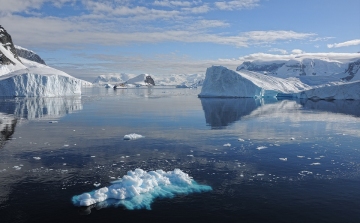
[0,87,360,223]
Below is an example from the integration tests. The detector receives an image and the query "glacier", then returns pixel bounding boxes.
[72,168,212,210]
[199,65,360,100]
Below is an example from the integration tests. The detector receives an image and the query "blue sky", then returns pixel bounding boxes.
[1,0,359,81]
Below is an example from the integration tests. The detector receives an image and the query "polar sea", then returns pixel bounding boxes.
[0,86,360,222]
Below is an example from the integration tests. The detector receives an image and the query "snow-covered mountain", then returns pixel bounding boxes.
[236,54,360,80]
[157,73,205,87]
[0,25,90,97]
[15,45,46,65]
[93,73,205,87]
[92,73,137,84]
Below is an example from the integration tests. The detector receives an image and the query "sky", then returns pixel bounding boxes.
[0,0,359,81]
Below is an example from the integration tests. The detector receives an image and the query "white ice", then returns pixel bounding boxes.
[72,168,212,210]
[123,133,144,140]
[199,64,360,99]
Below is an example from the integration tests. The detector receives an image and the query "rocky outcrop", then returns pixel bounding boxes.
[0,25,22,65]
[145,75,155,86]
[342,59,360,81]
[15,46,46,65]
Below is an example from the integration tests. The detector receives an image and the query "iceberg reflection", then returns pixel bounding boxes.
[200,98,272,129]
[300,99,360,117]
[0,113,17,149]
[201,98,360,129]
[0,97,83,120]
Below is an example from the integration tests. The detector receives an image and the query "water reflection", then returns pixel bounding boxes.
[201,98,360,129]
[0,113,17,149]
[0,97,83,120]
[200,98,276,129]
[300,99,360,117]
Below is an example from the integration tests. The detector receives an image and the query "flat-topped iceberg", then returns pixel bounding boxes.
[199,66,310,98]
[199,66,360,100]
[0,59,82,97]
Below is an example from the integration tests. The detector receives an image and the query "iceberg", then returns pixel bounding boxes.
[72,168,212,210]
[0,25,89,97]
[199,66,310,98]
[199,66,360,100]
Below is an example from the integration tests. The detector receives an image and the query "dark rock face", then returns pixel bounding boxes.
[237,61,285,74]
[145,75,155,86]
[0,25,22,65]
[15,47,46,65]
[342,59,360,81]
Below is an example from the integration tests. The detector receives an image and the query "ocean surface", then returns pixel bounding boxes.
[0,86,360,223]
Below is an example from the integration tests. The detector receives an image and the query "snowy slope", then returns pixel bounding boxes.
[92,73,205,87]
[92,73,136,84]
[126,74,149,85]
[237,54,360,80]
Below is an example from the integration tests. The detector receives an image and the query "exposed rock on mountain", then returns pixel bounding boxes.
[15,45,46,65]
[0,25,22,65]
[342,59,360,81]
[145,75,155,85]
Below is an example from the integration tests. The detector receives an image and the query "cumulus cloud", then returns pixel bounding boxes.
[268,48,288,54]
[327,39,360,48]
[214,0,260,10]
[291,49,304,54]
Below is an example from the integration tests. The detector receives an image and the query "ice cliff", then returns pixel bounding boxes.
[0,25,87,97]
[199,65,360,100]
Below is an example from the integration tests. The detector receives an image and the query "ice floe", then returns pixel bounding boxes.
[256,146,267,150]
[123,133,144,140]
[72,168,212,210]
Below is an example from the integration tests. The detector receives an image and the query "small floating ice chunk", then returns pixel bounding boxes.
[33,157,41,160]
[13,166,21,170]
[310,162,321,165]
[93,183,101,187]
[297,156,305,158]
[223,143,231,147]
[238,138,245,142]
[279,158,287,161]
[256,146,267,150]
[124,133,144,140]
[72,168,212,210]
[290,137,295,140]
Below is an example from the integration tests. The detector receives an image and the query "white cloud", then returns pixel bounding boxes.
[238,52,360,62]
[268,48,288,54]
[214,0,260,10]
[291,49,304,54]
[153,0,201,7]
[327,39,360,48]
[1,15,315,49]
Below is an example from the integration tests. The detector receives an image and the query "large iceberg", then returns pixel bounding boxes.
[0,25,88,97]
[199,65,360,100]
[199,66,310,98]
